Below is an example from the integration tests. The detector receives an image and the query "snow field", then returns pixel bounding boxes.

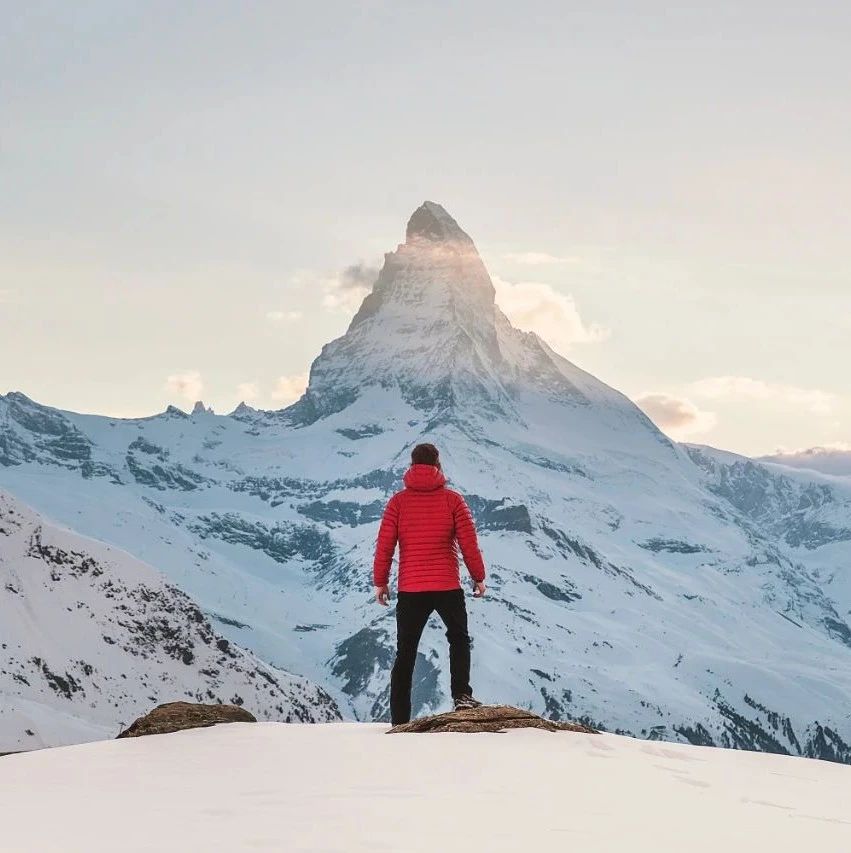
[2,723,850,852]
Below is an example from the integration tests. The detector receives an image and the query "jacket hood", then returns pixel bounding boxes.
[403,464,447,492]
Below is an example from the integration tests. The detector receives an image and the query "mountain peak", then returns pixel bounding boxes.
[288,201,625,425]
[229,401,259,422]
[191,401,213,416]
[405,201,472,245]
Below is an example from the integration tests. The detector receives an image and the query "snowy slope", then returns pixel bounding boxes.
[1,202,850,760]
[2,723,850,853]
[0,491,340,750]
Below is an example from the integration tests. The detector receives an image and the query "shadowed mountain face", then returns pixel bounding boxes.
[2,202,851,761]
[0,491,341,750]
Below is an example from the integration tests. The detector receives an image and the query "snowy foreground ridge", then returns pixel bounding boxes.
[3,723,850,853]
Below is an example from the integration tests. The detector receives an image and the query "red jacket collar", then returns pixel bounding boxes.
[403,464,447,492]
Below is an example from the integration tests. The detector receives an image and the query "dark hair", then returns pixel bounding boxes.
[411,443,440,467]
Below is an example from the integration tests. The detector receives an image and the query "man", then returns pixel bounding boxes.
[373,442,487,725]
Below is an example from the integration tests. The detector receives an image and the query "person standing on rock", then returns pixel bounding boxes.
[373,442,487,725]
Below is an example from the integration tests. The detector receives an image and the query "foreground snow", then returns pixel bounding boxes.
[2,723,850,852]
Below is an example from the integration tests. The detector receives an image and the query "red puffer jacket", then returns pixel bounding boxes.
[373,464,486,592]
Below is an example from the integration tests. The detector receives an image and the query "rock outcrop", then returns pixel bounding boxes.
[117,701,256,738]
[388,704,597,734]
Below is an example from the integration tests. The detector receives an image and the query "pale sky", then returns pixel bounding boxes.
[1,2,849,457]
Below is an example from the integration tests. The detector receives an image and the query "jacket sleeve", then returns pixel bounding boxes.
[452,494,486,583]
[372,495,400,587]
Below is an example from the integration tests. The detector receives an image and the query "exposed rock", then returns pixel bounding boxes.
[297,498,384,527]
[387,704,597,734]
[189,512,333,564]
[117,701,256,738]
[406,200,473,245]
[191,401,214,416]
[1,490,341,751]
[229,401,258,421]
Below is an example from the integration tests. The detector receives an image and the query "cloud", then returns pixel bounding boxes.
[0,288,18,304]
[266,309,303,323]
[165,370,203,402]
[492,277,609,355]
[322,263,379,314]
[339,263,379,291]
[634,393,718,439]
[504,251,578,266]
[771,441,851,454]
[271,373,309,405]
[236,381,260,402]
[762,443,851,476]
[690,376,838,415]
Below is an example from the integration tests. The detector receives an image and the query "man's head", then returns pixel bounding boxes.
[411,442,440,468]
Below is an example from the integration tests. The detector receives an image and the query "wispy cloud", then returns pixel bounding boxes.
[690,376,838,415]
[271,373,309,405]
[770,441,851,455]
[634,392,717,439]
[503,251,579,266]
[266,309,303,323]
[762,443,851,476]
[323,263,379,314]
[493,276,609,355]
[165,370,203,402]
[236,381,260,402]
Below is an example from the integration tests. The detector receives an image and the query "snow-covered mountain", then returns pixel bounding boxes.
[1,202,850,761]
[0,490,340,750]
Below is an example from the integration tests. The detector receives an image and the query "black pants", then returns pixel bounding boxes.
[390,588,472,725]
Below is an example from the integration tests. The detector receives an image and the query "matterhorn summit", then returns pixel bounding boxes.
[404,200,475,243]
[1,202,851,761]
[290,201,509,425]
[292,202,656,444]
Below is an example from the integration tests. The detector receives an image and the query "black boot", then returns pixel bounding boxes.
[453,694,482,711]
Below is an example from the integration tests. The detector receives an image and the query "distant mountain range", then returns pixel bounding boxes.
[2,202,850,761]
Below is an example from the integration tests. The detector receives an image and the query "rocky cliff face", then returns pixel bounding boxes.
[0,491,340,750]
[1,202,850,761]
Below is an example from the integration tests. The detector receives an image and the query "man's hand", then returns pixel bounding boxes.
[375,585,390,606]
[472,581,486,598]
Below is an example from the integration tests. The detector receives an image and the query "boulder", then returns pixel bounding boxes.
[117,701,256,738]
[388,704,597,734]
